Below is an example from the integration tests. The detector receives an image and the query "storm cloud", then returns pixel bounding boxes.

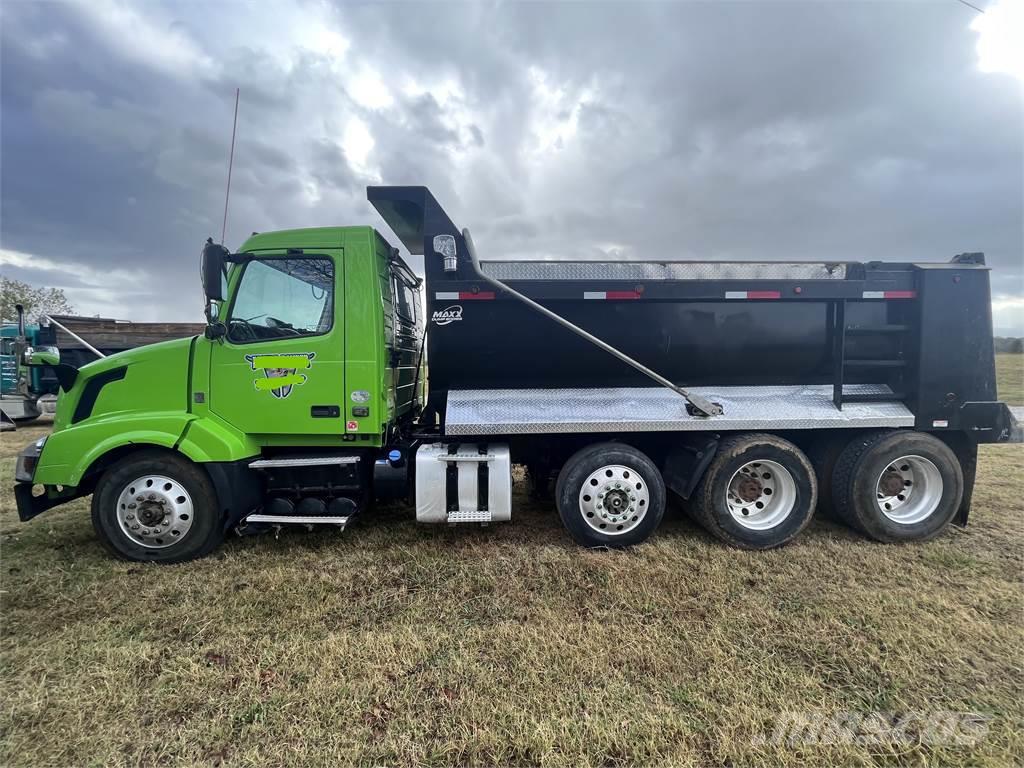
[1,0,1021,332]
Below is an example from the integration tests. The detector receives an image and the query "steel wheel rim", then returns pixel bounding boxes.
[578,464,650,535]
[725,460,796,531]
[875,455,943,525]
[115,475,195,549]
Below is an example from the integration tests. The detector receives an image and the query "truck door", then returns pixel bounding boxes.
[208,250,345,435]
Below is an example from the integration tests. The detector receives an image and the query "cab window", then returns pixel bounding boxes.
[393,276,417,323]
[227,257,334,343]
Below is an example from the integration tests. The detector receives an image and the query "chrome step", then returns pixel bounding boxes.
[436,454,495,463]
[249,456,360,469]
[245,514,351,526]
[447,510,492,523]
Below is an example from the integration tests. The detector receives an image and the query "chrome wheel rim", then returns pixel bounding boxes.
[726,460,797,531]
[875,455,943,525]
[578,464,650,535]
[115,475,194,549]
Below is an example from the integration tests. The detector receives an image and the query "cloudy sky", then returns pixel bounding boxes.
[2,0,1022,332]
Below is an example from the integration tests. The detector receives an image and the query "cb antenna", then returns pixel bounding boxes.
[220,87,240,244]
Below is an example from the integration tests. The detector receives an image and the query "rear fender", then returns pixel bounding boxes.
[661,437,719,499]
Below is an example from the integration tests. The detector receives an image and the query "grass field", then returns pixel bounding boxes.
[1,359,1022,766]
[996,354,1023,407]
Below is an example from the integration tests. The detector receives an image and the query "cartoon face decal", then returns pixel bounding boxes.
[244,352,316,399]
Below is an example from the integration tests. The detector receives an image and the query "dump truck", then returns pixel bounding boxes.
[13,186,1018,562]
[1,307,60,428]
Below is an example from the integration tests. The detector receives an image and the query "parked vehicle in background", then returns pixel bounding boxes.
[1,306,59,428]
[13,187,1019,562]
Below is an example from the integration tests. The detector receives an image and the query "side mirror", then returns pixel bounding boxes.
[25,346,60,366]
[201,238,227,301]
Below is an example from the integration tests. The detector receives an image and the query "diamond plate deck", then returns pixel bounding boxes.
[444,385,914,435]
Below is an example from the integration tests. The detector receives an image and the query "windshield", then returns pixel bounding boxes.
[227,256,334,343]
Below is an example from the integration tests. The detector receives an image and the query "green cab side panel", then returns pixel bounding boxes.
[225,226,392,443]
[206,244,348,437]
[176,412,261,464]
[345,229,389,437]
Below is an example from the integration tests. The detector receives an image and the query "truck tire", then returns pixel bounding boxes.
[91,449,224,563]
[690,433,816,549]
[831,430,963,543]
[805,432,851,523]
[556,443,666,547]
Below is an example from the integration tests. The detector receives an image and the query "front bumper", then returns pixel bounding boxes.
[14,482,79,522]
[13,436,81,522]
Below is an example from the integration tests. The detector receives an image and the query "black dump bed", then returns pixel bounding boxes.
[369,186,1013,442]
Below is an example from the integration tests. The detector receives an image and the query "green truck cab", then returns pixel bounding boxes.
[16,225,423,562]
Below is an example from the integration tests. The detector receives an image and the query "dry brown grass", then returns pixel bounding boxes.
[2,416,1022,767]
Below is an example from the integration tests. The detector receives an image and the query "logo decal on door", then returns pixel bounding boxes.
[244,352,316,399]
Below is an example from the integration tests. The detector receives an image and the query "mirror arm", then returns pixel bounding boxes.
[204,322,227,341]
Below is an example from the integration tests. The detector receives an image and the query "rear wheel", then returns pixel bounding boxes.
[832,431,962,543]
[690,433,816,549]
[556,443,666,547]
[91,450,223,563]
[805,433,849,522]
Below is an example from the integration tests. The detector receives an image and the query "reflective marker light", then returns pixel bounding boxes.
[433,234,458,272]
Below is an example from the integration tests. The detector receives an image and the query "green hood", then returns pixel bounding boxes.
[53,336,196,431]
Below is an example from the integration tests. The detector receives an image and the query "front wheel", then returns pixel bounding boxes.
[91,450,224,563]
[556,443,666,547]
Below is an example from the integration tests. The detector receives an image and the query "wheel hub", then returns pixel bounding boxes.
[874,455,943,525]
[605,489,629,513]
[725,460,797,531]
[578,465,650,536]
[879,471,905,496]
[136,499,167,526]
[115,475,195,549]
[735,476,763,503]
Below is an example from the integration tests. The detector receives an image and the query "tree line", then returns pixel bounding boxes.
[1,277,74,323]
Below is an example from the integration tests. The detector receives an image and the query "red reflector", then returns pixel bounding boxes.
[883,291,916,299]
[606,291,642,300]
[747,291,781,299]
[459,291,495,300]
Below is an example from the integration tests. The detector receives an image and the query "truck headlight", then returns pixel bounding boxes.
[15,436,46,483]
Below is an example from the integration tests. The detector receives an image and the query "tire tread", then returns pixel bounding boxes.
[831,430,893,533]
